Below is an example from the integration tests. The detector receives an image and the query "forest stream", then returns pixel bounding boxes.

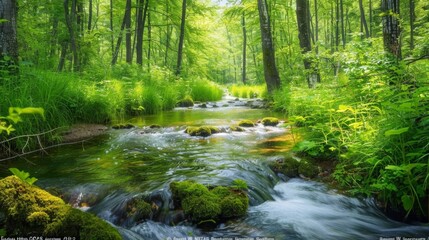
[2,96,429,240]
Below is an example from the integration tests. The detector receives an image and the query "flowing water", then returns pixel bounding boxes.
[2,97,429,239]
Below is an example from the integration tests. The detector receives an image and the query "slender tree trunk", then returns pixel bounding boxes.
[0,0,19,70]
[242,12,247,85]
[88,0,93,31]
[57,42,68,72]
[164,0,172,67]
[64,0,80,71]
[176,0,187,76]
[340,0,345,47]
[225,26,237,83]
[110,0,114,58]
[147,10,151,70]
[409,0,415,50]
[136,0,149,66]
[296,0,320,88]
[335,0,339,51]
[125,0,132,64]
[112,1,130,65]
[359,0,370,38]
[257,0,281,93]
[369,0,373,37]
[381,0,401,59]
[314,0,319,54]
[50,16,59,58]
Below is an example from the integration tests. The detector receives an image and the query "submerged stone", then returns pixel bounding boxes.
[238,120,255,127]
[169,180,249,225]
[0,176,121,239]
[261,117,280,126]
[112,123,135,129]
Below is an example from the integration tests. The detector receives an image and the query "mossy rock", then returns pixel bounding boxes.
[230,126,245,132]
[0,176,121,239]
[269,156,300,178]
[149,124,161,129]
[298,159,319,178]
[169,181,248,224]
[261,117,279,126]
[112,123,134,129]
[126,198,152,222]
[177,96,194,107]
[185,126,220,137]
[238,120,255,127]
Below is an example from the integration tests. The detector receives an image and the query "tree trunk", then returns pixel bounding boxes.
[0,0,19,69]
[242,12,247,85]
[136,0,149,66]
[64,0,80,71]
[369,0,373,37]
[110,0,114,58]
[176,0,187,76]
[381,0,401,59]
[314,0,319,54]
[257,0,281,93]
[409,0,415,50]
[296,0,320,88]
[147,10,151,70]
[335,0,339,51]
[359,0,370,38]
[340,0,345,47]
[112,0,131,65]
[88,0,93,31]
[57,41,68,72]
[125,0,132,64]
[164,0,172,67]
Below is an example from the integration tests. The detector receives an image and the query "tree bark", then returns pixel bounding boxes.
[110,0,114,58]
[381,0,401,59]
[125,0,132,64]
[112,0,131,65]
[0,0,19,69]
[314,0,319,53]
[136,0,149,66]
[176,0,187,76]
[88,0,93,31]
[242,12,247,85]
[257,0,281,93]
[296,0,320,88]
[64,0,80,71]
[359,0,370,38]
[409,0,415,50]
[340,0,345,46]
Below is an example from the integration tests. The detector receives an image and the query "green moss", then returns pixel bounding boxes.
[170,180,249,224]
[298,159,319,178]
[0,176,121,239]
[269,156,300,178]
[185,126,212,137]
[112,123,134,129]
[177,96,194,107]
[230,126,245,132]
[208,126,220,134]
[126,198,152,222]
[261,117,279,126]
[238,120,255,127]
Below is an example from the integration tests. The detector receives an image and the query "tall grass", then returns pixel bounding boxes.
[189,79,223,102]
[229,84,267,99]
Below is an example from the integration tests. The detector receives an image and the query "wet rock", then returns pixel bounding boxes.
[222,104,229,107]
[200,103,207,108]
[112,123,135,129]
[298,159,319,178]
[0,176,121,239]
[230,126,245,132]
[177,96,194,107]
[169,180,248,225]
[238,120,255,127]
[126,198,152,222]
[149,124,162,129]
[262,117,280,126]
[185,126,212,137]
[269,156,300,178]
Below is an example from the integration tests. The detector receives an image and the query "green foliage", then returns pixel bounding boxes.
[0,107,45,135]
[189,79,223,102]
[230,85,267,99]
[231,179,248,191]
[8,168,38,185]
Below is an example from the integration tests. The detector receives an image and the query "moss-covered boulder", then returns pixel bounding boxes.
[238,120,255,127]
[269,156,301,178]
[177,96,194,107]
[112,123,134,129]
[298,159,319,178]
[169,180,248,224]
[261,117,279,126]
[126,198,152,222]
[230,126,245,132]
[185,126,220,137]
[0,176,121,239]
[149,124,161,129]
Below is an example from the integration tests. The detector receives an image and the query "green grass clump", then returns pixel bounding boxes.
[229,85,267,99]
[189,79,223,102]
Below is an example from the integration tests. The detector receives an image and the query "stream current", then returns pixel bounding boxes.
[2,97,429,239]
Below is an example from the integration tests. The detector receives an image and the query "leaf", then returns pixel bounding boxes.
[8,168,38,185]
[337,105,354,113]
[384,127,409,137]
[401,194,413,212]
